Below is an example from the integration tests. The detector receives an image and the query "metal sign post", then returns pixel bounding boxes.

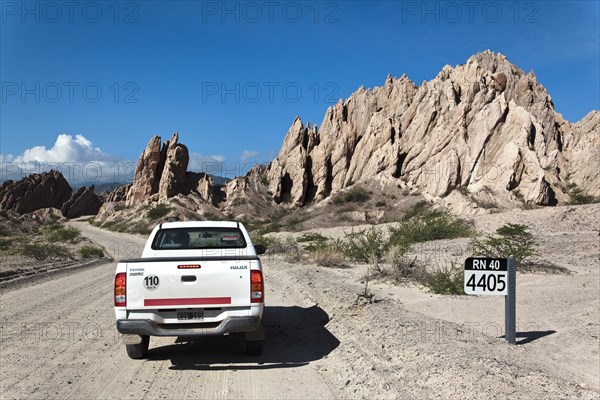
[505,256,517,344]
[465,256,517,345]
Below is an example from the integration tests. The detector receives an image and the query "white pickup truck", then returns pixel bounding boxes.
[114,221,265,359]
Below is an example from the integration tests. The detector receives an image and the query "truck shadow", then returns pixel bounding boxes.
[146,305,340,370]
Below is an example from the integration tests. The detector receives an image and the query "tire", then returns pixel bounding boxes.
[246,339,264,356]
[125,335,149,359]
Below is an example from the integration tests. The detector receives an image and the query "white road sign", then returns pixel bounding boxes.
[464,257,508,295]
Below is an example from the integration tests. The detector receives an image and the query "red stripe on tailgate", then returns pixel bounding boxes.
[144,297,231,306]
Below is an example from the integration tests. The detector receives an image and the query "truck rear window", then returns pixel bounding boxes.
[151,227,247,250]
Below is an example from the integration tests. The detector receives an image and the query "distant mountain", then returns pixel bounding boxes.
[78,182,128,193]
[268,50,598,207]
[0,170,102,217]
[93,50,598,227]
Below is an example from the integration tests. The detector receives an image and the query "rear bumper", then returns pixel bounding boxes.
[117,316,261,337]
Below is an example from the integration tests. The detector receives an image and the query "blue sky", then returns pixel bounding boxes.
[1,0,598,184]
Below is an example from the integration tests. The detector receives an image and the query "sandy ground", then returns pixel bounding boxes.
[0,205,598,399]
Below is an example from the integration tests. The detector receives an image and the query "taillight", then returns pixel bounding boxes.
[250,270,264,303]
[114,273,126,307]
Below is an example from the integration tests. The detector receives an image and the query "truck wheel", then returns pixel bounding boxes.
[126,335,149,359]
[246,339,263,356]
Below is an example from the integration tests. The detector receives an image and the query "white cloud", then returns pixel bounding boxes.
[20,134,113,163]
[240,150,260,162]
[188,152,227,176]
[1,134,135,185]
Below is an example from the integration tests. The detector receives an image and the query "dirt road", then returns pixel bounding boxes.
[1,219,598,399]
[0,222,337,399]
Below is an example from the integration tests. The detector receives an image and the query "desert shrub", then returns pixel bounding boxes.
[79,246,104,258]
[375,201,387,207]
[22,243,72,261]
[130,224,151,236]
[282,237,303,263]
[230,197,248,206]
[257,222,282,235]
[0,237,14,252]
[471,223,539,265]
[296,232,329,251]
[332,187,371,205]
[567,183,598,204]
[384,244,428,283]
[389,208,473,245]
[250,233,278,250]
[425,263,465,295]
[355,283,374,304]
[474,198,499,210]
[311,246,348,268]
[338,227,388,263]
[250,234,300,260]
[295,233,348,267]
[101,220,117,229]
[147,204,171,220]
[103,222,127,232]
[401,200,430,221]
[335,205,356,214]
[45,226,81,244]
[87,218,102,227]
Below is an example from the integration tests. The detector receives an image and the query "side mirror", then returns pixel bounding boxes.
[254,244,266,255]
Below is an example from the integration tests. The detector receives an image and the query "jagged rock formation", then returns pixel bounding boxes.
[95,50,597,225]
[126,133,190,205]
[158,134,189,200]
[563,110,600,197]
[0,170,102,218]
[60,185,103,218]
[0,171,73,214]
[268,51,599,206]
[97,133,222,222]
[106,183,131,202]
[185,172,224,207]
[222,165,280,220]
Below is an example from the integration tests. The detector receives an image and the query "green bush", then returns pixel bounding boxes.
[389,208,473,245]
[425,263,465,295]
[45,226,81,243]
[282,237,303,263]
[567,183,598,204]
[385,245,426,283]
[310,246,348,268]
[79,246,104,258]
[0,237,14,252]
[147,204,171,219]
[256,222,283,235]
[291,232,347,267]
[101,220,116,229]
[332,187,371,205]
[250,233,278,250]
[230,197,248,206]
[471,223,539,265]
[102,221,127,232]
[296,232,329,251]
[22,243,72,261]
[338,227,388,263]
[401,200,430,221]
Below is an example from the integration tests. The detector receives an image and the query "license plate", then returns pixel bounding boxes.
[177,310,204,321]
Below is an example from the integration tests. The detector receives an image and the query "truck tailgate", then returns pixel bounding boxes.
[126,260,253,309]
